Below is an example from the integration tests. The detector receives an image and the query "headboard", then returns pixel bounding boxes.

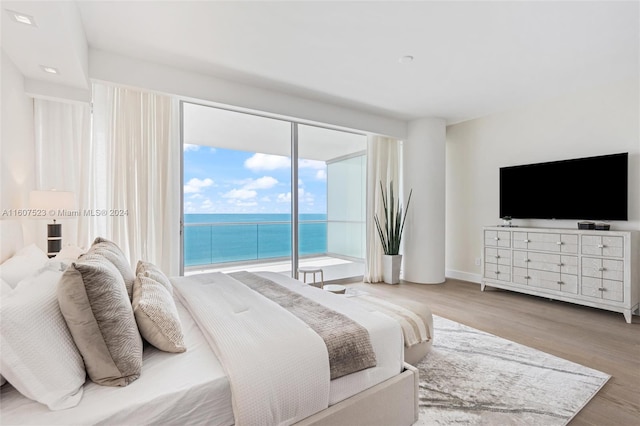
[0,220,25,263]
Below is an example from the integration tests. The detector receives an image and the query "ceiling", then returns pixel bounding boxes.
[2,1,638,124]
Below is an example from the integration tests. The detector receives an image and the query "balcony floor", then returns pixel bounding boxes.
[185,255,364,283]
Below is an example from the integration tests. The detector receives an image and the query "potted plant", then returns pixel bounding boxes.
[374,181,412,284]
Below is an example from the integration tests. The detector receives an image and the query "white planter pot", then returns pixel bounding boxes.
[382,254,402,284]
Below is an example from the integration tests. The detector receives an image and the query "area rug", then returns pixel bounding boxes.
[416,316,610,425]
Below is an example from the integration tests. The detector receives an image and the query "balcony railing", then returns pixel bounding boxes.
[184,220,328,267]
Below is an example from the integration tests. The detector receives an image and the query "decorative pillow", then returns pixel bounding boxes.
[0,268,85,409]
[136,260,172,295]
[58,254,142,387]
[133,275,186,353]
[0,244,48,288]
[85,237,135,299]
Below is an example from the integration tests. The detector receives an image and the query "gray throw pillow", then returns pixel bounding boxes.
[132,275,186,353]
[85,237,135,299]
[58,254,142,386]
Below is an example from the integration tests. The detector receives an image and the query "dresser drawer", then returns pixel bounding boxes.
[485,230,511,248]
[484,248,511,265]
[513,232,577,253]
[582,258,624,281]
[582,235,624,257]
[581,277,624,302]
[484,263,511,281]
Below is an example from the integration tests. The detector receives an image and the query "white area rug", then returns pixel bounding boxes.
[417,316,610,425]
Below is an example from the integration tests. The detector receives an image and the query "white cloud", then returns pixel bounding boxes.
[315,169,327,180]
[277,192,291,203]
[201,199,213,210]
[236,201,258,207]
[189,193,203,199]
[261,196,272,202]
[183,144,200,152]
[245,153,290,172]
[243,176,278,190]
[184,177,214,193]
[222,188,257,200]
[299,159,325,170]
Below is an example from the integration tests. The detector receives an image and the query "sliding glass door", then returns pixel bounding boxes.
[298,125,366,281]
[181,103,291,270]
[181,102,366,281]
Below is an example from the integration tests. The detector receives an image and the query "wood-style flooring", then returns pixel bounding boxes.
[340,278,640,425]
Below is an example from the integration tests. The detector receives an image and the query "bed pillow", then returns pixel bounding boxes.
[0,243,48,288]
[54,245,85,263]
[132,274,186,353]
[136,260,173,295]
[85,237,135,299]
[0,268,85,409]
[58,254,142,387]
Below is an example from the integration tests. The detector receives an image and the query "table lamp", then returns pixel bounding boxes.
[29,190,76,257]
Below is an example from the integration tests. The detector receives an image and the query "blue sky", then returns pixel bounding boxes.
[183,144,327,214]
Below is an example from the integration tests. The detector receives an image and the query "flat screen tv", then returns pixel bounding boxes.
[500,153,628,221]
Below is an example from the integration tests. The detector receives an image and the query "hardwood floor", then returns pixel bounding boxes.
[341,278,640,425]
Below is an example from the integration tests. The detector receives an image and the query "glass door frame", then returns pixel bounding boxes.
[179,100,366,278]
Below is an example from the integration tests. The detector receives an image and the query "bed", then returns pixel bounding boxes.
[0,220,418,426]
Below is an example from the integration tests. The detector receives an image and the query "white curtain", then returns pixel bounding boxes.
[34,99,91,247]
[91,83,175,274]
[364,135,401,283]
[34,85,177,274]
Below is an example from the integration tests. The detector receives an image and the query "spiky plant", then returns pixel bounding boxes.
[374,181,413,255]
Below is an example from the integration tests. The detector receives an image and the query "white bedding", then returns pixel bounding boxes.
[0,299,234,426]
[0,271,403,425]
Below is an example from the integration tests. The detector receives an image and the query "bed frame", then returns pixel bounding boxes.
[299,363,419,426]
[0,219,419,425]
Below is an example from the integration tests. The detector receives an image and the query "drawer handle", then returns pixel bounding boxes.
[494,237,500,241]
[523,239,530,243]
[525,276,531,280]
[524,259,530,263]
[495,255,500,259]
[557,281,564,285]
[556,241,563,245]
[598,244,605,248]
[495,271,500,275]
[598,267,606,272]
[557,263,564,267]
[598,287,607,292]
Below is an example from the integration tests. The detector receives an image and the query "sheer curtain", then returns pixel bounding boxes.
[364,135,401,283]
[91,83,175,274]
[34,99,91,247]
[34,85,177,274]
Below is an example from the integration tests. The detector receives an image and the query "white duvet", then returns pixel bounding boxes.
[0,271,403,425]
[172,272,331,426]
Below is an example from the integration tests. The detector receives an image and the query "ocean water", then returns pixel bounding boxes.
[184,214,327,266]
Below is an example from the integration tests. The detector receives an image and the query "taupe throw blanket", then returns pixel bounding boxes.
[229,271,377,380]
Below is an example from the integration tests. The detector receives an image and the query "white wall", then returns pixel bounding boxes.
[445,78,640,282]
[403,118,447,284]
[89,49,407,139]
[1,50,37,246]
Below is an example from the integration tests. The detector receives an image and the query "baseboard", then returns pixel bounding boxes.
[446,269,482,284]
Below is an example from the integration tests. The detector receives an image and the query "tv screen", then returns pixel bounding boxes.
[500,153,628,221]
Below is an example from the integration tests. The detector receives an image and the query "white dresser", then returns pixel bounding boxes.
[482,226,639,323]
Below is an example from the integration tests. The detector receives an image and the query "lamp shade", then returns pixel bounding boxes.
[29,190,76,219]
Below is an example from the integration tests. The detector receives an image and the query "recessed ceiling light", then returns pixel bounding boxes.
[40,66,59,75]
[6,10,36,26]
[399,55,414,64]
